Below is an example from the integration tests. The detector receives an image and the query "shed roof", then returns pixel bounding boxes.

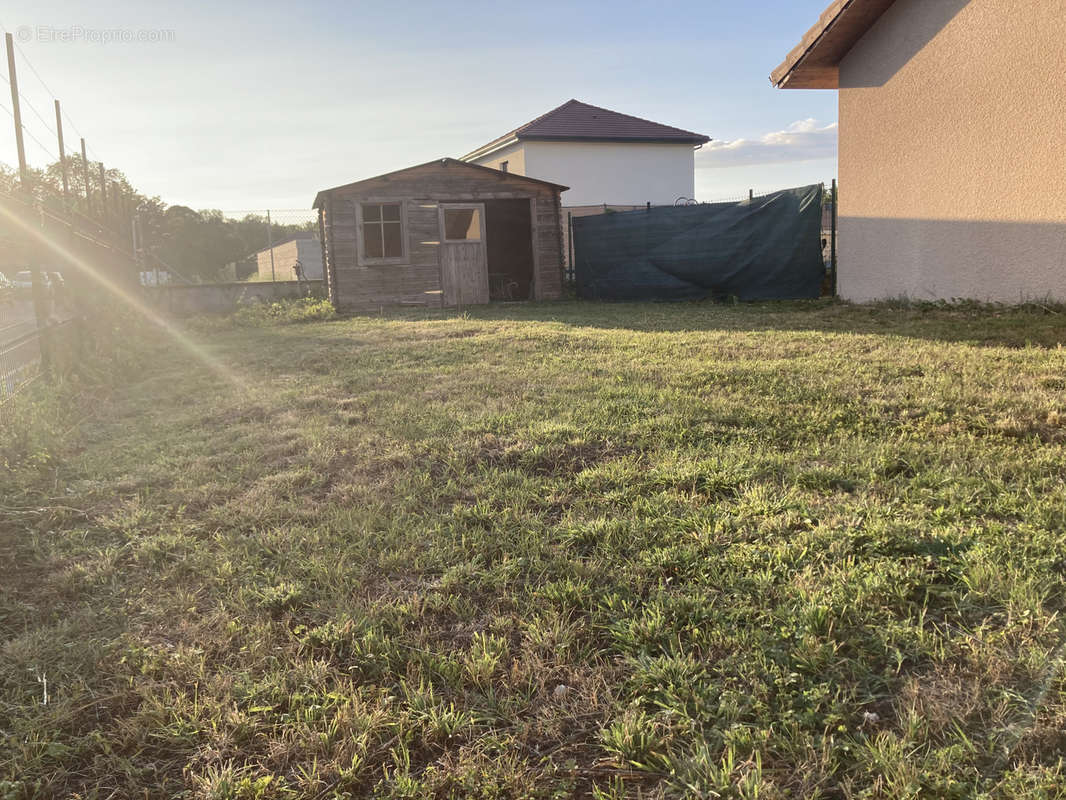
[312,158,569,209]
[461,100,710,162]
[771,0,897,89]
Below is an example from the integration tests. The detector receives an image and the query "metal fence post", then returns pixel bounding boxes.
[99,162,109,230]
[266,210,277,299]
[80,138,91,217]
[6,32,51,378]
[567,211,575,285]
[830,179,838,296]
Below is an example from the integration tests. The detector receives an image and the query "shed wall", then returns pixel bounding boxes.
[322,163,564,310]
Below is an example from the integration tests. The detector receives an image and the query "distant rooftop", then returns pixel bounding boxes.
[461,100,710,161]
[254,232,318,255]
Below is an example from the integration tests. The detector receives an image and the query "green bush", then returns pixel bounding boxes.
[222,297,336,327]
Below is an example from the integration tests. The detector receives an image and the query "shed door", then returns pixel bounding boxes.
[439,203,489,307]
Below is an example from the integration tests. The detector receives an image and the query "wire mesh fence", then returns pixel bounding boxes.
[209,210,322,284]
[0,184,140,403]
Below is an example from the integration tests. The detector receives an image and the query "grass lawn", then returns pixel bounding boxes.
[2,300,1066,799]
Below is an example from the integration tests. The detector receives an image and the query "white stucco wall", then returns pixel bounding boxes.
[524,141,697,206]
[473,141,526,176]
[470,141,698,207]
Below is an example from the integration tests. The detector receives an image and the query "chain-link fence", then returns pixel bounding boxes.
[0,185,140,402]
[209,209,321,283]
[133,209,327,317]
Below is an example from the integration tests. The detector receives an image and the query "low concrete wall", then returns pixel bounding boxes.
[148,280,326,316]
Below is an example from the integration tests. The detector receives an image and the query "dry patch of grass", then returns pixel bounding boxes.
[2,300,1066,799]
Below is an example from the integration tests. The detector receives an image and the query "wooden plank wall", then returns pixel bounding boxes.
[321,162,564,310]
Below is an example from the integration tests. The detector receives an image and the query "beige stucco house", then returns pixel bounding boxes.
[255,236,323,281]
[773,0,1066,303]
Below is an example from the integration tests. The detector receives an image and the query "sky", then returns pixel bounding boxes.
[0,0,838,214]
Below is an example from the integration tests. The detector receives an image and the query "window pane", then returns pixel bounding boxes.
[362,204,382,222]
[444,208,481,241]
[381,203,401,222]
[363,223,384,258]
[383,221,403,258]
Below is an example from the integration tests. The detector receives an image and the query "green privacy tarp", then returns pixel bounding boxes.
[574,184,825,302]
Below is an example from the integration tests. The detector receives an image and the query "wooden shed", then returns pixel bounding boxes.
[312,158,568,311]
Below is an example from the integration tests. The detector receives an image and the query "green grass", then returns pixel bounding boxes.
[2,300,1066,799]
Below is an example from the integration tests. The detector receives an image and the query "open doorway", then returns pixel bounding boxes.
[484,199,535,301]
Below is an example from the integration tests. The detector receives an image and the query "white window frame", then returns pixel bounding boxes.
[356,199,408,266]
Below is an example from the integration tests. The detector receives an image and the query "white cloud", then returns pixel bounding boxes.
[698,119,838,168]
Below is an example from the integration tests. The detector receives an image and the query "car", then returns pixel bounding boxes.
[12,270,50,292]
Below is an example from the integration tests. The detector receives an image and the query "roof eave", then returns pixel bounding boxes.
[771,0,896,90]
[313,157,569,207]
[773,67,841,90]
[459,134,520,163]
[518,134,711,146]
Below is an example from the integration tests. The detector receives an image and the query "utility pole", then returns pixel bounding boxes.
[5,34,28,188]
[111,180,122,230]
[54,100,70,202]
[99,162,108,230]
[6,32,51,376]
[80,138,91,215]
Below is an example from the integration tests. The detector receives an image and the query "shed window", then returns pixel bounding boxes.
[361,203,404,260]
[443,208,482,241]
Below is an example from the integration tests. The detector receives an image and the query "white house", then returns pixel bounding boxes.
[460,100,710,208]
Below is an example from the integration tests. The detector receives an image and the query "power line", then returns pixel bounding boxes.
[9,31,59,98]
[0,96,57,161]
[0,21,99,161]
[13,89,57,140]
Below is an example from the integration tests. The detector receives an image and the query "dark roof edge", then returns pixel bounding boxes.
[312,157,569,209]
[518,133,710,145]
[460,99,709,161]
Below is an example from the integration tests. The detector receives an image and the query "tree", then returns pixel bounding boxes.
[1,155,316,282]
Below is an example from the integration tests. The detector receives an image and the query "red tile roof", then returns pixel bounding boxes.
[461,100,709,161]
